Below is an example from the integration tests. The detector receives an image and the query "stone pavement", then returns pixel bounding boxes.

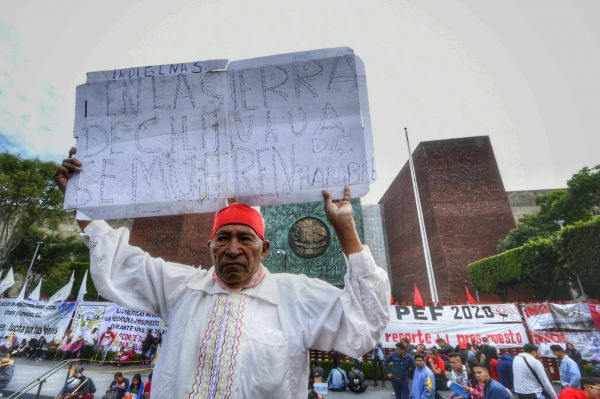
[1,357,398,398]
[1,357,153,398]
[5,358,561,399]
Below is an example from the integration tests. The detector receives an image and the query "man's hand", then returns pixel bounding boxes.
[54,147,81,194]
[387,372,392,379]
[54,147,90,230]
[322,185,362,256]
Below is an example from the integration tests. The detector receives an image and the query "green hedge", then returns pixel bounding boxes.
[470,216,600,300]
[468,237,561,300]
[559,215,600,298]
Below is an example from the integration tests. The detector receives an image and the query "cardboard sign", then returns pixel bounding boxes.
[65,47,375,219]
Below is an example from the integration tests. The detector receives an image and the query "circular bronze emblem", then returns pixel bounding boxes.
[288,217,331,258]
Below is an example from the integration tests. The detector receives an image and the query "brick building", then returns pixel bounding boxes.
[379,136,516,303]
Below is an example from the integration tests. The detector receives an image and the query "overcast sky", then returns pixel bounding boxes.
[1,0,599,204]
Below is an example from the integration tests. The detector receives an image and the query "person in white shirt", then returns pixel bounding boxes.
[81,327,98,361]
[513,344,557,399]
[54,149,391,399]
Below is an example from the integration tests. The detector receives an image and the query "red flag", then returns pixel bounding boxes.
[390,293,395,305]
[465,285,477,304]
[413,283,425,307]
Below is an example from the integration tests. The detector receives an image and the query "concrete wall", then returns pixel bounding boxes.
[361,204,391,283]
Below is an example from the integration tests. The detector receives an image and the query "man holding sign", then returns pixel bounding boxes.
[55,150,390,398]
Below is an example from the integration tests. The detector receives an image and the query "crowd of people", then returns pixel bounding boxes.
[54,368,153,399]
[0,327,161,366]
[307,338,600,399]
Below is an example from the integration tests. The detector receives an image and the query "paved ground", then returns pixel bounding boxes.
[1,357,397,398]
[0,358,561,398]
[1,357,153,398]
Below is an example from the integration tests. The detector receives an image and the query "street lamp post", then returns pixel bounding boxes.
[275,249,288,273]
[25,241,43,286]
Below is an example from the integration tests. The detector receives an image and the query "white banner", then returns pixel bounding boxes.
[390,303,522,324]
[71,303,107,339]
[65,47,375,219]
[0,299,76,343]
[382,322,528,349]
[94,303,165,353]
[531,330,600,361]
[521,303,596,331]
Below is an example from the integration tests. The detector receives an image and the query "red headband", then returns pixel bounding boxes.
[210,203,265,240]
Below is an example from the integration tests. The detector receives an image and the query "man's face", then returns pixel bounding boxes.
[416,344,426,353]
[473,367,489,384]
[531,350,539,359]
[449,357,463,372]
[584,383,600,399]
[396,347,405,356]
[552,351,563,359]
[415,358,425,368]
[209,224,270,289]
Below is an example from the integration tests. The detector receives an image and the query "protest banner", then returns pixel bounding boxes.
[0,299,76,343]
[71,302,107,339]
[64,47,375,219]
[521,303,596,331]
[390,303,521,324]
[382,322,527,349]
[94,303,165,353]
[531,330,600,361]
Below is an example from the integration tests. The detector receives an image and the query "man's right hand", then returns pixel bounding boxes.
[54,147,81,194]
[54,147,91,230]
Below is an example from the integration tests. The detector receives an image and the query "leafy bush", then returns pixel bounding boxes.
[559,215,600,298]
[469,237,564,300]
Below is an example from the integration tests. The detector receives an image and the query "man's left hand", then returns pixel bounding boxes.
[322,185,362,255]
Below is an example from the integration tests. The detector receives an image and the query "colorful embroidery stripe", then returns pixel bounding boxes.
[188,294,246,399]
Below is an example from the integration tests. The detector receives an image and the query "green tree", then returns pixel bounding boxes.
[498,165,600,252]
[559,216,600,298]
[0,152,65,268]
[5,228,96,300]
[42,260,97,300]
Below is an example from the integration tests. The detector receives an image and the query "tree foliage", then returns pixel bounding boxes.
[559,215,600,299]
[0,152,65,268]
[497,165,600,252]
[4,228,96,300]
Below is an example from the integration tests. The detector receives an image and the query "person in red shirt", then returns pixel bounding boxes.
[143,372,152,398]
[426,347,446,375]
[560,377,600,399]
[98,327,117,364]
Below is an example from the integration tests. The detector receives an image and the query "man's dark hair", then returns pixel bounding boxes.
[523,343,538,353]
[582,376,600,387]
[448,352,462,360]
[414,353,426,360]
[436,338,446,343]
[114,372,123,378]
[549,345,563,352]
[471,362,488,370]
[396,342,407,350]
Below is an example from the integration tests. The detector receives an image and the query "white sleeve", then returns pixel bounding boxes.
[82,220,200,321]
[301,246,391,357]
[535,359,557,399]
